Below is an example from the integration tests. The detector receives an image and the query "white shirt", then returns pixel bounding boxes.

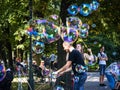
[98,52,107,65]
[50,54,57,62]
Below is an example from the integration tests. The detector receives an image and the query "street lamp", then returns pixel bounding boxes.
[28,0,34,90]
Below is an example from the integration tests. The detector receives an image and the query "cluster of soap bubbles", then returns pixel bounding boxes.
[67,0,100,16]
[26,16,90,54]
[26,18,60,54]
[66,17,90,39]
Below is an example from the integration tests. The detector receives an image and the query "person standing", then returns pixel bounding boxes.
[54,41,87,90]
[98,46,108,86]
[49,54,57,70]
[84,48,97,66]
[76,44,84,54]
[39,60,49,76]
[0,61,14,90]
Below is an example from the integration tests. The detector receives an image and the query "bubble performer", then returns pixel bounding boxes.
[54,41,87,90]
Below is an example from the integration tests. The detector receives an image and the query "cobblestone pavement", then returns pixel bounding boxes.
[84,72,111,90]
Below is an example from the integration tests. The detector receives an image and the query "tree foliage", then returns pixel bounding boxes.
[0,0,120,70]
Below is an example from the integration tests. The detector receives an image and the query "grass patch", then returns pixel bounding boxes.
[12,82,52,90]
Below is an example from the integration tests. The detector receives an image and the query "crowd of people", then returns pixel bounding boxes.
[53,42,120,90]
[0,42,120,90]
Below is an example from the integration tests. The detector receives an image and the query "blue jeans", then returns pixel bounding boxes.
[105,72,116,89]
[99,64,106,75]
[74,72,87,90]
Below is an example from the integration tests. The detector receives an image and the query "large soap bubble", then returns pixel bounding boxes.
[0,64,6,81]
[79,4,92,16]
[61,27,78,43]
[32,41,45,54]
[66,17,82,29]
[43,22,60,44]
[67,5,78,16]
[35,19,60,44]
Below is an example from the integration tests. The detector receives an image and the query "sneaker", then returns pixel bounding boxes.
[102,84,106,86]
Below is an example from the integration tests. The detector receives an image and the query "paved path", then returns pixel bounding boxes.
[84,72,111,90]
[12,72,111,90]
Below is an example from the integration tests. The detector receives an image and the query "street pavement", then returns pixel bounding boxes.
[84,72,111,90]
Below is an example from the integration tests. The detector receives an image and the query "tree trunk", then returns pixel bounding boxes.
[56,0,73,90]
[0,41,7,67]
[4,22,14,70]
[6,40,13,70]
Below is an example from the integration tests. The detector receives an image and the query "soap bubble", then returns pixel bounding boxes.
[43,22,60,44]
[79,4,92,16]
[35,19,60,44]
[79,23,89,38]
[61,28,78,43]
[67,5,78,16]
[81,23,90,30]
[66,17,82,29]
[91,23,96,28]
[32,41,45,54]
[90,0,100,11]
